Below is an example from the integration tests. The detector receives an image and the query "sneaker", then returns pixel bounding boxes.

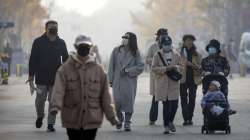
[116,122,123,130]
[183,121,189,126]
[124,123,131,132]
[35,117,43,128]
[47,124,56,132]
[149,121,155,125]
[169,123,176,132]
[164,126,170,134]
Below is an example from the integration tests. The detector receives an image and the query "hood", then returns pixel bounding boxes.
[69,52,96,67]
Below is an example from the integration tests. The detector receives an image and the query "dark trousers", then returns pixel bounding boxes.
[180,83,197,121]
[149,96,159,122]
[66,128,98,140]
[163,99,178,127]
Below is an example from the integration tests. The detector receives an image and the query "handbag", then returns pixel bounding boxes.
[157,52,182,81]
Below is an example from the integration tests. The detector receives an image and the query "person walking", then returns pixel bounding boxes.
[152,35,182,134]
[50,35,119,140]
[179,34,202,126]
[201,39,236,115]
[146,28,168,125]
[28,20,69,132]
[108,32,144,131]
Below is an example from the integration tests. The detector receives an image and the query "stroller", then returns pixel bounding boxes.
[201,74,231,134]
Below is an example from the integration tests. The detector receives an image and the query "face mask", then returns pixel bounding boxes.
[48,28,58,36]
[122,38,129,46]
[77,47,90,57]
[162,45,172,52]
[208,47,217,55]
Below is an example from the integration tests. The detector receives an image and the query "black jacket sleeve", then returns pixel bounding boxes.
[29,40,39,77]
[61,40,69,63]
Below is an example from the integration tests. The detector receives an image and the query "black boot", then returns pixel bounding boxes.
[47,124,56,132]
[35,117,43,128]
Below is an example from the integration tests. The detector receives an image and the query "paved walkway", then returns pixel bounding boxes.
[0,74,250,140]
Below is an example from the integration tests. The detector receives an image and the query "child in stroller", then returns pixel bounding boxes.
[201,79,235,134]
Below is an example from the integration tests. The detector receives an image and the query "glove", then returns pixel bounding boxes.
[218,72,224,76]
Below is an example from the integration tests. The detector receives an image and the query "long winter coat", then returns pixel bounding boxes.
[108,46,144,113]
[152,49,182,101]
[146,43,159,95]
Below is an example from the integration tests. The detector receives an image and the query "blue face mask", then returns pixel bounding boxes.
[163,45,172,52]
[208,47,217,55]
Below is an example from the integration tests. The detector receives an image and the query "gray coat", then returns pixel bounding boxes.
[108,46,144,113]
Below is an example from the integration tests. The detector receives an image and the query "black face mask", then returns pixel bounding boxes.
[48,28,58,35]
[77,47,90,57]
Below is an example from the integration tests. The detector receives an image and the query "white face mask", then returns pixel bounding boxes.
[122,38,129,46]
[162,45,172,52]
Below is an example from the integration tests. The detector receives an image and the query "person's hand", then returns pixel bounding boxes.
[120,68,128,75]
[110,117,120,126]
[205,71,211,76]
[218,72,224,76]
[26,76,34,83]
[172,65,179,70]
[186,61,193,66]
[50,110,58,116]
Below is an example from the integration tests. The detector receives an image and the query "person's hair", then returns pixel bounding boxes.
[45,20,58,29]
[182,42,198,56]
[120,32,138,56]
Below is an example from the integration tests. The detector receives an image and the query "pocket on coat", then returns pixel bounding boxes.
[61,107,79,123]
[88,78,101,98]
[64,92,80,108]
[88,99,101,109]
[66,77,80,91]
[88,106,103,124]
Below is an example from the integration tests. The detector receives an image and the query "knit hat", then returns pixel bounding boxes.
[210,80,221,89]
[206,39,221,53]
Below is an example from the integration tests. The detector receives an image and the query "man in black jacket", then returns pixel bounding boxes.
[28,20,68,132]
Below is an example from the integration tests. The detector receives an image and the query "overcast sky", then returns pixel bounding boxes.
[41,0,145,59]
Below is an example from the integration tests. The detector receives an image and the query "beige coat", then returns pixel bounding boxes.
[51,53,116,129]
[146,43,159,95]
[152,49,182,101]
